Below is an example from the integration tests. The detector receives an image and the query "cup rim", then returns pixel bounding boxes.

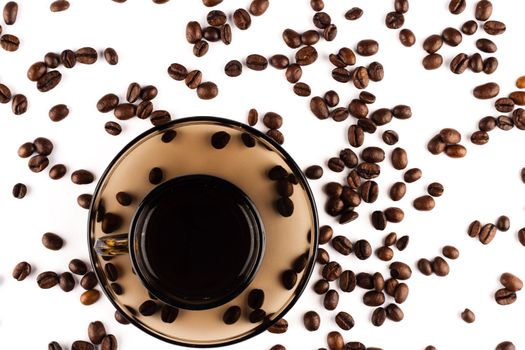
[129,174,266,311]
[87,116,319,348]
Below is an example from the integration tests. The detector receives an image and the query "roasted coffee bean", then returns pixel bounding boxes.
[149,110,171,126]
[495,288,517,305]
[336,47,356,66]
[363,291,385,306]
[500,272,523,292]
[445,144,467,158]
[48,342,62,350]
[12,183,27,199]
[335,311,354,331]
[104,263,118,282]
[97,93,119,113]
[394,0,409,12]
[329,107,348,122]
[474,82,500,100]
[48,103,69,122]
[385,303,404,321]
[50,0,70,12]
[114,310,129,325]
[233,8,251,30]
[432,257,450,276]
[267,318,288,334]
[48,164,66,180]
[423,35,443,54]
[469,53,484,72]
[209,131,232,150]
[28,155,49,172]
[373,272,385,292]
[449,0,466,14]
[324,289,339,310]
[323,24,337,41]
[269,54,290,70]
[59,49,75,68]
[103,121,121,136]
[296,46,318,66]
[376,246,394,261]
[384,232,398,246]
[372,210,387,230]
[247,289,265,310]
[110,282,123,295]
[101,212,122,234]
[303,311,321,331]
[388,182,406,201]
[477,38,497,53]
[202,0,222,6]
[331,235,352,256]
[338,149,357,169]
[37,271,59,289]
[313,11,331,29]
[346,170,361,189]
[68,259,87,275]
[223,305,241,325]
[371,307,386,327]
[461,20,478,36]
[417,258,433,276]
[356,162,380,179]
[319,225,333,244]
[460,308,475,323]
[197,81,218,100]
[425,183,444,198]
[380,131,398,146]
[497,115,514,130]
[354,239,372,260]
[391,147,408,170]
[42,232,63,250]
[484,56,498,74]
[496,215,510,232]
[0,33,19,51]
[12,261,31,281]
[390,261,412,280]
[356,39,379,56]
[450,53,469,74]
[392,105,412,119]
[399,28,416,47]
[347,125,365,147]
[305,165,323,180]
[496,342,515,350]
[203,26,221,42]
[345,7,363,20]
[12,94,27,115]
[359,180,378,203]
[139,300,159,316]
[332,68,351,83]
[158,304,179,324]
[413,195,435,211]
[27,62,47,82]
[33,137,53,156]
[285,63,302,84]
[263,112,283,129]
[394,283,409,304]
[249,0,269,16]
[126,83,143,103]
[427,135,446,155]
[475,0,493,20]
[395,236,409,251]
[385,11,404,29]
[338,208,358,225]
[190,40,208,57]
[367,63,384,83]
[442,27,462,46]
[77,194,92,209]
[75,47,97,64]
[276,196,294,216]
[281,269,297,289]
[404,168,422,183]
[100,335,117,350]
[167,63,188,81]
[384,278,399,297]
[185,21,202,44]
[184,70,202,89]
[328,157,345,173]
[361,147,385,163]
[71,341,94,350]
[479,116,497,131]
[310,0,324,11]
[316,248,330,265]
[422,54,443,70]
[384,207,404,223]
[494,97,514,113]
[80,271,98,290]
[310,96,329,119]
[484,20,506,35]
[509,91,525,106]
[88,321,107,345]
[101,47,118,65]
[339,270,356,292]
[3,1,17,24]
[327,331,344,350]
[0,83,11,103]
[322,261,342,281]
[282,29,301,49]
[206,10,226,26]
[71,169,94,185]
[347,100,367,119]
[467,220,482,238]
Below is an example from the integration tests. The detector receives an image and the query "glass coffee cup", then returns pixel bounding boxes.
[88,117,318,347]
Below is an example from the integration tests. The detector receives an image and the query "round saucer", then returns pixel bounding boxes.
[88,117,318,347]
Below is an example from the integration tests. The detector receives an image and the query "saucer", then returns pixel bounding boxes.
[87,117,318,347]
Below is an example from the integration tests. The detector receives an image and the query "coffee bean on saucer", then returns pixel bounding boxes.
[276,197,294,217]
[148,167,163,185]
[249,309,266,323]
[37,271,59,289]
[158,304,178,323]
[248,289,265,309]
[281,269,297,289]
[139,300,158,316]
[12,261,31,281]
[104,263,118,282]
[223,305,242,325]
[110,283,123,295]
[42,232,63,250]
[211,131,231,149]
[116,192,132,206]
[69,259,88,275]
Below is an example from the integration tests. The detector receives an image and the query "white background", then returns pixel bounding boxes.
[1,1,525,349]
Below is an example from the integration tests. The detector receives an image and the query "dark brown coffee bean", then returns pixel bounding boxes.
[373,272,385,291]
[282,29,301,49]
[28,155,49,172]
[345,7,363,20]
[495,288,517,305]
[385,303,404,321]
[206,10,226,26]
[339,270,356,292]
[376,246,394,261]
[485,57,499,75]
[384,278,399,297]
[72,341,94,350]
[281,269,297,289]
[11,182,26,199]
[496,215,510,232]
[50,0,70,11]
[203,26,221,42]
[351,66,369,89]
[276,197,294,216]
[450,53,469,74]
[372,210,387,230]
[356,162,380,179]
[104,263,118,282]
[246,288,265,310]
[71,169,94,185]
[209,131,232,151]
[332,67,351,83]
[484,20,506,35]
[32,137,52,156]
[197,81,218,100]
[327,157,345,172]
[42,232,63,250]
[476,38,497,53]
[357,272,374,289]
[184,70,202,89]
[439,246,459,261]
[267,318,288,334]
[347,125,365,147]
[0,83,11,103]
[331,235,352,256]
[509,91,525,106]
[12,261,31,281]
[363,291,385,306]
[422,53,443,70]
[380,131,398,146]
[113,192,132,207]
[442,27,462,46]
[318,225,333,244]
[302,311,321,331]
[157,304,178,324]
[233,8,251,30]
[404,168,422,183]
[285,63,302,84]
[75,47,97,64]
[427,182,444,197]
[104,121,121,136]
[296,46,318,66]
[417,258,433,276]
[96,93,118,113]
[316,248,330,265]
[27,62,47,82]
[354,239,372,260]
[310,96,329,119]
[371,307,386,327]
[365,62,382,83]
[0,33,19,51]
[37,271,59,289]
[313,279,329,295]
[145,168,163,187]
[347,100,367,119]
[3,1,17,24]
[384,232,397,246]
[190,40,207,57]
[385,11,404,29]
[391,147,408,170]
[338,149,357,169]
[393,282,409,304]
[474,0,493,20]
[77,194,92,209]
[185,21,202,43]
[263,112,283,129]
[149,110,171,126]
[305,165,323,180]
[388,182,405,201]
[48,164,66,180]
[445,144,467,158]
[449,0,466,14]
[87,321,107,345]
[390,261,412,280]
[113,103,136,120]
[500,272,523,292]
[432,256,450,276]
[391,105,412,119]
[497,115,514,131]
[323,24,337,41]
[395,236,409,251]
[48,341,63,350]
[361,147,385,163]
[460,308,475,323]
[496,342,515,350]
[460,20,477,37]
[413,195,435,211]
[468,53,483,73]
[427,135,446,155]
[467,220,482,238]
[48,103,69,122]
[313,11,331,29]
[100,47,118,65]
[269,54,289,70]
[329,107,348,122]
[299,30,319,46]
[359,180,378,203]
[249,309,267,324]
[11,94,27,115]
[356,39,378,56]
[423,35,443,53]
[324,289,339,310]
[384,207,404,223]
[222,305,241,325]
[167,63,188,81]
[322,261,342,281]
[399,28,416,47]
[479,116,497,131]
[346,169,361,189]
[68,259,87,275]
[139,300,158,316]
[327,331,344,350]
[100,335,117,350]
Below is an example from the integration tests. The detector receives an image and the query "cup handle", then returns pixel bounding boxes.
[94,233,129,256]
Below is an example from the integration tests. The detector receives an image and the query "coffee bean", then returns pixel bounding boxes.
[469,53,483,73]
[474,0,493,20]
[50,0,70,11]
[104,263,118,282]
[392,282,409,304]
[327,331,344,350]
[313,11,331,29]
[336,270,355,293]
[47,164,66,181]
[166,64,187,82]
[496,342,516,350]
[518,228,525,247]
[442,27,462,46]
[123,82,140,103]
[59,49,76,68]
[221,305,242,325]
[422,53,443,70]
[500,272,523,292]
[358,180,377,203]
[37,271,59,289]
[96,93,118,113]
[347,125,364,148]
[328,107,347,122]
[391,105,412,120]
[11,182,27,199]
[101,212,122,234]
[102,121,122,136]
[322,261,342,281]
[416,258,432,276]
[310,0,324,11]
[313,279,329,295]
[495,215,510,232]
[432,257,450,276]
[99,48,118,66]
[193,40,209,57]
[449,0,466,14]
[356,39,379,56]
[281,269,297,289]
[185,21,202,44]
[332,68,351,83]
[47,103,70,122]
[268,54,289,70]
[484,56,499,74]
[138,300,159,316]
[476,38,497,53]
[113,103,136,120]
[282,29,301,49]
[385,303,404,321]
[413,195,435,211]
[11,94,27,115]
[384,207,404,223]
[316,225,333,245]
[48,341,63,350]
[28,154,48,172]
[58,272,75,292]
[316,248,329,264]
[346,100,367,119]
[402,168,421,184]
[497,115,514,131]
[460,20,477,37]
[427,135,446,155]
[371,307,386,327]
[359,147,383,164]
[423,35,443,54]
[330,235,351,256]
[484,20,506,35]
[71,169,95,185]
[296,46,318,66]
[399,28,416,47]
[385,182,406,202]
[371,210,387,231]
[335,311,354,331]
[301,310,321,331]
[72,341,94,350]
[197,82,218,100]
[299,30,319,46]
[276,197,294,217]
[376,246,393,261]
[42,232,63,250]
[263,112,283,129]
[323,24,337,41]
[77,194,92,209]
[233,8,251,30]
[509,91,525,106]
[440,246,459,261]
[390,261,412,280]
[494,98,515,113]
[458,308,476,323]
[354,66,370,87]
[450,53,469,74]
[478,116,496,132]
[385,11,404,29]
[0,83,11,103]
[309,96,329,119]
[32,137,52,156]
[445,144,467,158]
[324,289,339,310]
[27,62,47,82]
[474,82,500,100]
[494,288,517,305]
[356,273,373,290]
[12,261,31,281]
[203,26,220,42]
[0,33,19,51]
[385,278,400,297]
[101,335,117,350]
[390,147,408,170]
[354,239,372,260]
[66,259,87,276]
[3,1,17,24]
[247,289,265,309]
[327,157,344,173]
[283,64,302,85]
[267,318,288,334]
[345,7,363,20]
[363,291,385,306]
[75,47,98,64]
[206,10,226,26]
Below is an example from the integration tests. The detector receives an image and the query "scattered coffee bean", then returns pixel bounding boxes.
[335,311,354,331]
[423,53,443,70]
[0,33,19,51]
[432,257,450,276]
[58,272,75,292]
[385,303,404,321]
[345,7,363,20]
[450,53,469,74]
[477,38,497,53]
[356,39,379,56]
[139,300,158,316]
[494,288,517,305]
[399,29,416,47]
[37,271,59,289]
[354,239,372,260]
[442,27,462,46]
[391,147,408,170]
[363,290,385,306]
[385,11,404,29]
[500,272,523,292]
[77,194,92,209]
[71,169,94,185]
[12,182,27,199]
[417,258,433,276]
[12,261,31,281]
[496,342,516,350]
[496,215,510,232]
[323,289,339,310]
[327,331,344,350]
[100,334,117,350]
[390,261,412,280]
[42,232,64,250]
[474,82,500,99]
[12,93,27,115]
[268,318,288,334]
[371,307,386,327]
[305,165,323,180]
[396,235,409,251]
[71,341,94,350]
[484,20,506,35]
[233,8,251,30]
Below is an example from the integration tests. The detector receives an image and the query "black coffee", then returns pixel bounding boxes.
[135,175,263,309]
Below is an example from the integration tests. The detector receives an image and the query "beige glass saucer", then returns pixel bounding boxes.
[87,117,318,347]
